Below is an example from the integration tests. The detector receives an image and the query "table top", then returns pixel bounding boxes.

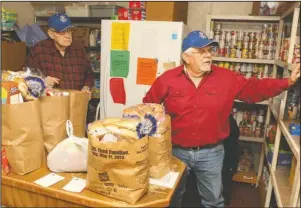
[2,157,186,207]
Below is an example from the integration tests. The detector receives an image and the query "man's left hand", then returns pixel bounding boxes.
[290,63,300,84]
[81,86,91,98]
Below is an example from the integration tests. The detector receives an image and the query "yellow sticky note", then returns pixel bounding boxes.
[111,22,130,50]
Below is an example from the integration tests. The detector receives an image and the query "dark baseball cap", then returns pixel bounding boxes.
[182,30,219,52]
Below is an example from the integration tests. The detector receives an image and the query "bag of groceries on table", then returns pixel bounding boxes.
[123,103,172,178]
[47,120,88,172]
[86,117,149,204]
[41,89,90,153]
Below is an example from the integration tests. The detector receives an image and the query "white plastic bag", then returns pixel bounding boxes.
[47,120,89,172]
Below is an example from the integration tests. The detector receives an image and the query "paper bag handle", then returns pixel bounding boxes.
[66,120,74,138]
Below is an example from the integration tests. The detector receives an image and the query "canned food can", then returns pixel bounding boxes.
[257,49,264,59]
[220,31,226,40]
[224,62,230,69]
[248,50,253,59]
[248,41,254,50]
[243,32,249,42]
[262,23,268,32]
[218,62,224,67]
[261,32,267,41]
[214,34,220,42]
[219,39,225,48]
[249,32,255,40]
[237,31,243,40]
[243,41,249,49]
[218,48,226,57]
[230,48,236,58]
[273,24,279,33]
[236,40,242,49]
[225,31,231,41]
[251,49,256,59]
[225,46,231,57]
[236,48,242,58]
[235,63,241,72]
[231,31,237,40]
[242,48,248,59]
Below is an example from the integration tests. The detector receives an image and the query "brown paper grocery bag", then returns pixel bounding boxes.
[2,101,44,175]
[68,90,90,137]
[40,96,69,153]
[149,127,172,178]
[86,136,149,204]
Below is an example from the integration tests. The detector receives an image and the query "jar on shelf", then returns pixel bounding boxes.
[240,63,247,76]
[246,64,253,78]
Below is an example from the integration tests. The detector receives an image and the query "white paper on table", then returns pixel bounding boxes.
[149,171,180,189]
[34,172,65,187]
[62,177,86,193]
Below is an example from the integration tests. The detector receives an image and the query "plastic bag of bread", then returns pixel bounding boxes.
[86,118,149,204]
[47,120,88,172]
[122,104,172,179]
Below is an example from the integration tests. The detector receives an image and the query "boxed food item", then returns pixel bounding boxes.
[131,9,146,20]
[2,81,24,104]
[267,144,292,166]
[117,8,131,20]
[86,118,149,204]
[89,5,121,18]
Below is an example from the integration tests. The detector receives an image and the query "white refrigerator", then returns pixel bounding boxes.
[99,20,184,120]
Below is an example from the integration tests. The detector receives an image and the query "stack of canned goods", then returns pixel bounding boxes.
[212,22,278,60]
[279,35,300,63]
[213,62,274,79]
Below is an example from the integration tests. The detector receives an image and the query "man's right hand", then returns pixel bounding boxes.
[45,76,60,88]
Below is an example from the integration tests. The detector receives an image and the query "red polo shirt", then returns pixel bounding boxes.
[26,39,94,90]
[143,64,289,147]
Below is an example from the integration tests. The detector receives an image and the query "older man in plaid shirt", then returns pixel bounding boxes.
[26,13,93,94]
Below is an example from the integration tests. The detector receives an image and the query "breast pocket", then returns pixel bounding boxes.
[202,87,225,111]
[165,87,189,114]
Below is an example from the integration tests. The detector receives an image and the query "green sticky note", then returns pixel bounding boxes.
[110,50,130,78]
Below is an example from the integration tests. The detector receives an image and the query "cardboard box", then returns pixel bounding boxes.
[72,27,89,47]
[146,2,188,24]
[1,41,26,72]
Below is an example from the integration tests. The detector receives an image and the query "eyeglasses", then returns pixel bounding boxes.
[190,47,212,55]
[51,28,74,36]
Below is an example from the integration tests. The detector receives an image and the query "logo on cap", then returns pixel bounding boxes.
[199,31,207,39]
[60,15,67,23]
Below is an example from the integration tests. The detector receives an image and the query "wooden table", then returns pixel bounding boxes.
[2,157,185,207]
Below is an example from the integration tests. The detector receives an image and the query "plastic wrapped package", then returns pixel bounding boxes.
[47,120,89,172]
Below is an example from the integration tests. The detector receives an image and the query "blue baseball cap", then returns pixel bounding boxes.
[182,30,219,52]
[48,13,73,32]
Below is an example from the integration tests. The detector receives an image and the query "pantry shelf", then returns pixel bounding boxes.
[239,136,265,143]
[212,57,275,64]
[209,15,280,22]
[275,60,290,69]
[279,120,300,160]
[271,167,292,207]
[232,171,257,184]
[234,99,269,105]
[35,16,111,23]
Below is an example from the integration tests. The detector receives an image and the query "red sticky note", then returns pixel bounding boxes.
[110,78,126,105]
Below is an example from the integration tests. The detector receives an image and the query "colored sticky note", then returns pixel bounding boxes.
[136,58,158,85]
[111,22,130,50]
[163,61,176,71]
[110,50,130,78]
[109,78,126,105]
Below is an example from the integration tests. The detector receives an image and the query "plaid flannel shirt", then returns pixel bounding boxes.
[26,39,94,90]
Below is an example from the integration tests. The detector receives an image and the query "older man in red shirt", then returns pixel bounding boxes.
[143,30,300,207]
[26,13,93,93]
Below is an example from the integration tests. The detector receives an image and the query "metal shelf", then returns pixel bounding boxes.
[209,15,280,22]
[35,16,110,23]
[235,99,269,105]
[212,57,275,64]
[239,136,265,143]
